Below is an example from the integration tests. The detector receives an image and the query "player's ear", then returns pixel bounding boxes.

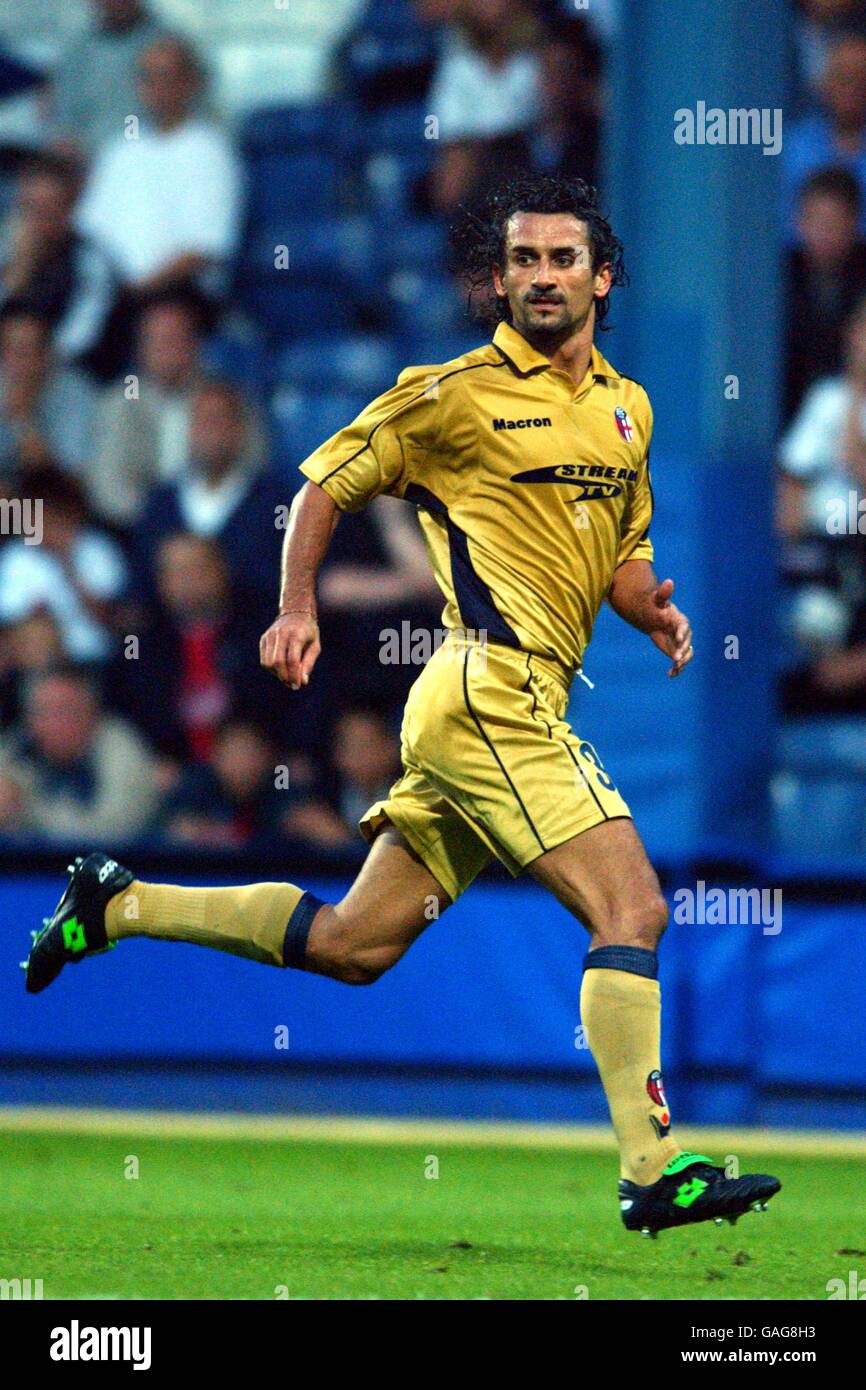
[491,263,506,297]
[594,261,613,297]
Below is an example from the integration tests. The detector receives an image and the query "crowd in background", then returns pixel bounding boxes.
[0,0,851,855]
[780,0,866,712]
[0,0,602,853]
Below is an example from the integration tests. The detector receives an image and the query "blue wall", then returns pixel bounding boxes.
[584,0,788,857]
[3,869,865,1128]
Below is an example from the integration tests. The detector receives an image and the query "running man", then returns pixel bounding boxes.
[24,175,779,1235]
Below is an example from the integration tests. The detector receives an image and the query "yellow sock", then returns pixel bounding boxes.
[105,880,307,967]
[580,952,681,1185]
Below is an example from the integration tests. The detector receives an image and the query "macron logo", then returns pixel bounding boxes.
[492,417,552,431]
[50,1321,152,1371]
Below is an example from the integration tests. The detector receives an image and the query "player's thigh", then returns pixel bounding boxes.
[306,824,451,978]
[528,816,668,947]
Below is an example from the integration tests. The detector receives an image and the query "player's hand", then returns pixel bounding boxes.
[646,578,694,677]
[259,611,321,690]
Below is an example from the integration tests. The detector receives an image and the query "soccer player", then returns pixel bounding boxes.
[24,175,779,1236]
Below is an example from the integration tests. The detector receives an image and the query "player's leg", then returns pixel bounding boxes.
[23,828,450,994]
[529,816,674,1185]
[301,826,451,983]
[529,819,779,1232]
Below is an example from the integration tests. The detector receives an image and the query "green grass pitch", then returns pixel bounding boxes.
[1,1128,862,1300]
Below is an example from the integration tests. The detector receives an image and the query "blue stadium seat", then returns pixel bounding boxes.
[376,216,447,271]
[399,330,485,368]
[779,718,866,776]
[273,333,403,396]
[368,102,432,152]
[340,2,437,109]
[772,771,866,856]
[240,216,380,283]
[239,281,356,344]
[270,388,368,474]
[245,151,344,218]
[239,103,350,156]
[386,268,471,339]
[352,0,432,38]
[360,102,435,213]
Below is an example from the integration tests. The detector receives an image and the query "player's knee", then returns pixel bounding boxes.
[593,892,669,949]
[640,892,669,946]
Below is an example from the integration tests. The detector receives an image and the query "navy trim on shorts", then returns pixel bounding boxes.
[460,650,547,854]
[562,741,610,821]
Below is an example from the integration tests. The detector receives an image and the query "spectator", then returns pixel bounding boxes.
[280,702,402,856]
[85,293,208,526]
[0,46,47,178]
[783,33,866,240]
[51,0,166,158]
[0,305,96,480]
[778,295,866,539]
[0,467,127,664]
[0,664,160,844]
[777,298,866,708]
[136,379,283,611]
[531,12,602,184]
[160,719,296,851]
[0,610,66,731]
[427,0,542,213]
[785,167,866,418]
[330,703,401,830]
[110,532,286,763]
[77,34,240,373]
[338,0,438,110]
[0,158,113,364]
[317,494,442,709]
[793,1,866,113]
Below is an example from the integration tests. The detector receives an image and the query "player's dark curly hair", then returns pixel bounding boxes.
[452,173,627,329]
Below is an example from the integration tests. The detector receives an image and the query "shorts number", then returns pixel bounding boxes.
[578,740,617,793]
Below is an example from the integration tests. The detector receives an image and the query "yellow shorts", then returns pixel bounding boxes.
[359,636,632,901]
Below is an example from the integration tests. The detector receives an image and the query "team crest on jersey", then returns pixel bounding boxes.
[614,406,633,441]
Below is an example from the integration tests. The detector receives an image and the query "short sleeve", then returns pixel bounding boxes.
[298,367,442,513]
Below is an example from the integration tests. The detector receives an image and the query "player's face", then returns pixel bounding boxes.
[493,212,611,340]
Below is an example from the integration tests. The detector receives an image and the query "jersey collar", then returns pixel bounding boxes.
[492,322,621,384]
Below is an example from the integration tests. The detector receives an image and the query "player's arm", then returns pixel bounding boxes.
[259,481,337,690]
[608,559,694,678]
[605,394,692,675]
[261,367,441,688]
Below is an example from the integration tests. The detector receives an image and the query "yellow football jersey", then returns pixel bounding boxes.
[299,321,654,682]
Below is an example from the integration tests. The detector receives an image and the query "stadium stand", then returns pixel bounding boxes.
[0,0,861,868]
